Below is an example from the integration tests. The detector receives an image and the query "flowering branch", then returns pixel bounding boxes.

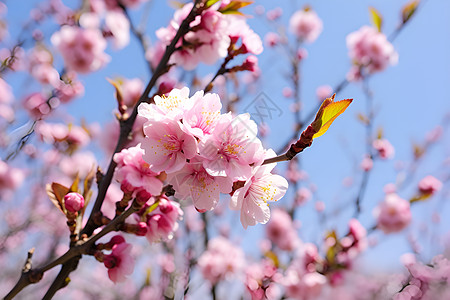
[24,1,208,298]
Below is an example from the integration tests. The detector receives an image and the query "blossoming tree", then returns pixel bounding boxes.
[1,0,450,299]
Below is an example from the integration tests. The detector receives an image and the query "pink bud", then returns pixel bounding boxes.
[109,234,125,246]
[64,192,85,213]
[103,255,117,269]
[135,189,152,206]
[296,48,308,60]
[418,175,442,195]
[241,55,258,72]
[120,179,135,193]
[136,222,148,236]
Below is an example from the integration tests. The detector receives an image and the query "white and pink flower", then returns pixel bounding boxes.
[289,8,323,43]
[146,197,183,242]
[51,25,109,73]
[374,193,412,234]
[199,113,264,181]
[103,236,135,283]
[346,26,398,77]
[230,149,288,228]
[113,144,163,196]
[167,157,232,212]
[141,118,197,173]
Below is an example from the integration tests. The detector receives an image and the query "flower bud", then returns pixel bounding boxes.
[64,192,85,213]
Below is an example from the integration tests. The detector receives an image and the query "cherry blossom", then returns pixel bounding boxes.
[199,113,264,181]
[230,149,289,228]
[346,25,398,76]
[51,25,109,73]
[64,192,85,213]
[145,197,183,242]
[103,236,135,283]
[141,118,198,173]
[113,144,163,196]
[289,8,323,43]
[197,236,245,284]
[375,193,412,234]
[167,157,232,212]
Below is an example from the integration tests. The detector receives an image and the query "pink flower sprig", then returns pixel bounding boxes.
[100,235,135,283]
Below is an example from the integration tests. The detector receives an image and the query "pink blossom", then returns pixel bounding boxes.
[23,92,51,120]
[315,201,325,212]
[346,26,398,76]
[103,236,135,283]
[51,25,109,73]
[384,183,397,194]
[316,85,333,101]
[282,87,293,98]
[0,78,14,121]
[145,41,165,69]
[31,64,60,87]
[197,236,245,284]
[104,11,130,49]
[265,32,280,47]
[146,197,183,242]
[230,149,288,228]
[227,16,263,55]
[373,138,395,159]
[113,145,163,196]
[182,91,222,139]
[295,187,312,206]
[418,175,442,196]
[266,209,300,251]
[199,113,264,181]
[141,118,197,173]
[289,9,323,43]
[36,122,90,150]
[167,157,232,212]
[240,55,258,72]
[266,7,283,21]
[55,71,85,103]
[0,159,25,194]
[375,193,412,233]
[59,151,97,179]
[0,78,13,104]
[156,3,230,70]
[64,192,85,212]
[245,260,281,300]
[283,270,327,299]
[138,87,191,122]
[119,78,144,108]
[348,218,368,252]
[360,155,373,171]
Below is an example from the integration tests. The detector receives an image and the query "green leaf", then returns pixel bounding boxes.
[369,6,383,32]
[402,0,420,24]
[311,95,353,139]
[205,0,221,9]
[219,0,253,14]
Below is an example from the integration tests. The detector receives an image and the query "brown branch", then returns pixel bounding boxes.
[4,203,139,300]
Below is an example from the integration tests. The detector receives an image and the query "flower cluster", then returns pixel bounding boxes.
[198,236,245,284]
[346,25,398,80]
[289,8,323,43]
[154,2,263,70]
[395,254,450,300]
[135,87,288,228]
[102,235,135,283]
[51,25,109,74]
[374,193,411,234]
